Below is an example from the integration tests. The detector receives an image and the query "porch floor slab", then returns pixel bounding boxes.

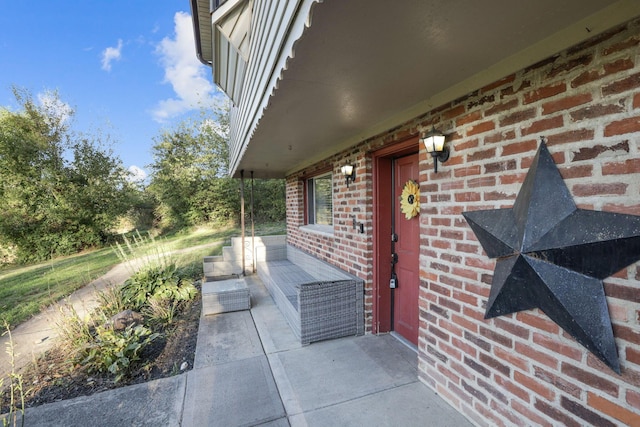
[10,274,473,427]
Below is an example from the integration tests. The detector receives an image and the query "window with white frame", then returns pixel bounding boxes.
[307,172,333,226]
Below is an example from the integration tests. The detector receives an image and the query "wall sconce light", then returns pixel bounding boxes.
[341,164,355,188]
[421,126,449,173]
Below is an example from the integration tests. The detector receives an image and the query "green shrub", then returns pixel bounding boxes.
[79,325,159,383]
[120,263,196,312]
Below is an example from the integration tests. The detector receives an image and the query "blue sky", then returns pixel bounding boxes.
[0,1,220,180]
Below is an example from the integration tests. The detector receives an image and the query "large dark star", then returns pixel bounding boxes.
[462,140,640,374]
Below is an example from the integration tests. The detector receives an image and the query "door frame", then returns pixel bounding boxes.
[371,136,420,334]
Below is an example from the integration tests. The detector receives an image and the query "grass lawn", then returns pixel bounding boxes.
[0,222,285,328]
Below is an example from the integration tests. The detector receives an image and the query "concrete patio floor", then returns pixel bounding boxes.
[11,275,473,426]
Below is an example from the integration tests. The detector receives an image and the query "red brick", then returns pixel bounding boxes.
[455,138,479,151]
[467,94,495,109]
[494,318,529,340]
[523,82,566,104]
[467,148,496,162]
[532,332,582,361]
[602,70,640,96]
[561,396,617,427]
[549,54,594,76]
[461,379,490,404]
[467,120,496,136]
[514,371,556,401]
[456,110,482,127]
[464,329,491,351]
[572,59,636,89]
[588,392,640,426]
[499,108,536,127]
[514,342,558,369]
[452,336,477,360]
[604,282,640,303]
[485,130,516,144]
[463,355,490,377]
[542,92,592,115]
[467,176,496,188]
[451,314,478,334]
[499,173,525,185]
[484,191,516,201]
[482,74,516,93]
[494,345,529,372]
[521,115,564,136]
[479,351,510,376]
[570,102,625,121]
[476,405,505,427]
[627,347,640,366]
[485,159,517,173]
[533,366,581,398]
[546,128,594,146]
[442,104,465,120]
[454,165,481,177]
[480,325,513,348]
[614,324,640,345]
[502,139,538,156]
[494,373,530,402]
[559,164,593,179]
[627,388,640,409]
[603,35,640,55]
[572,141,629,161]
[602,158,640,175]
[561,363,620,397]
[512,400,553,427]
[634,92,640,109]
[534,399,582,427]
[572,182,627,197]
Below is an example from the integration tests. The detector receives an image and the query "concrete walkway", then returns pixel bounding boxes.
[0,242,223,379]
[9,275,473,426]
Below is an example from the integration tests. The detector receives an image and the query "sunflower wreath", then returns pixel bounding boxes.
[400,180,420,219]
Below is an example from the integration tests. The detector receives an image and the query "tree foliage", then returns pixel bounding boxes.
[0,88,134,262]
[148,104,285,229]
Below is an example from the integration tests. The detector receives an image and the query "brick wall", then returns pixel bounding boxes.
[286,17,640,425]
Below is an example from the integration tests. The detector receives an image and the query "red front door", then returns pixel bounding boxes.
[392,153,420,345]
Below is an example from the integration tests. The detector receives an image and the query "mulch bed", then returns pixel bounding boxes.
[0,287,201,414]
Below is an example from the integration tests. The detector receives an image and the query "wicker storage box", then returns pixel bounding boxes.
[202,278,251,315]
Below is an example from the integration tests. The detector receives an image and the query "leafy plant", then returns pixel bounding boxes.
[142,297,178,325]
[120,262,196,312]
[79,325,160,383]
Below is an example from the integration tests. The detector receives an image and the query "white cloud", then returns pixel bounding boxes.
[37,91,73,125]
[127,165,148,182]
[101,39,123,71]
[152,11,217,122]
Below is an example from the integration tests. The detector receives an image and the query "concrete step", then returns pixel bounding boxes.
[203,260,242,277]
[222,246,245,261]
[230,235,286,249]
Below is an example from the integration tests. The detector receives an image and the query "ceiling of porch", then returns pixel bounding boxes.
[235,0,639,178]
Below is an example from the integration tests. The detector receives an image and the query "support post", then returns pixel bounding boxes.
[250,171,256,273]
[240,169,246,276]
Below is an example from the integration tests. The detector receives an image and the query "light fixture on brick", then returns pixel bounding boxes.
[341,164,355,188]
[421,126,449,173]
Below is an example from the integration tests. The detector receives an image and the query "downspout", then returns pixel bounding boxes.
[189,0,213,67]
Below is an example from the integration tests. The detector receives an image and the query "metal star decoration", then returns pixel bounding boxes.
[462,139,640,374]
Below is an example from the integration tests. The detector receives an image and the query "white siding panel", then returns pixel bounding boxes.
[228,0,321,174]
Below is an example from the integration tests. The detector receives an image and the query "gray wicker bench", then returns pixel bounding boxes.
[256,244,364,344]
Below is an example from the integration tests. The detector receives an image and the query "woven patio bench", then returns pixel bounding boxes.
[256,244,364,344]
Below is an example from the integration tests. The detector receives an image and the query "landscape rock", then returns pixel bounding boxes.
[109,310,143,331]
